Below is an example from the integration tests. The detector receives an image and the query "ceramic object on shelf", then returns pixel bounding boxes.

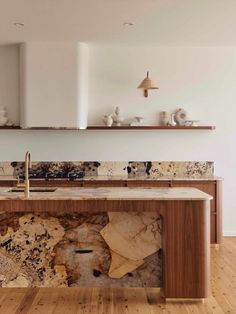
[168,113,177,126]
[103,114,113,127]
[185,120,200,126]
[135,116,144,124]
[130,116,148,126]
[0,117,8,126]
[113,106,124,126]
[174,108,188,126]
[0,106,8,126]
[130,117,144,126]
[159,111,169,126]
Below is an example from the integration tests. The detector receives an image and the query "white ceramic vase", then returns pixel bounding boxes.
[169,113,177,126]
[103,114,113,127]
[113,106,124,126]
[0,106,8,126]
[174,108,187,126]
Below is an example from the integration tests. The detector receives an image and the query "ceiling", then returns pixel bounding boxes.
[0,0,236,45]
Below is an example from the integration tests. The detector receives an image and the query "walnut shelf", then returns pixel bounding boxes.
[0,126,21,129]
[0,126,215,130]
[86,125,215,130]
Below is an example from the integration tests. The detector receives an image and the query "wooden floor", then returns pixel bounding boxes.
[0,237,235,314]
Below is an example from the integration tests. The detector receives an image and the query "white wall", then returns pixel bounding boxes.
[0,44,236,235]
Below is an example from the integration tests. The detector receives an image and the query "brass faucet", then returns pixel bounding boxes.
[17,151,32,198]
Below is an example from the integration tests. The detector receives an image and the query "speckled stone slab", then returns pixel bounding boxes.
[0,161,214,179]
[0,212,162,288]
[0,187,213,201]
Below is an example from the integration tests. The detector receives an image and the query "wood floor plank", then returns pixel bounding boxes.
[15,288,39,314]
[25,288,60,314]
[0,289,28,314]
[0,237,235,314]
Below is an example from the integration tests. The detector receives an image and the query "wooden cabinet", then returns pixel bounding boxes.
[171,181,221,244]
[127,180,221,245]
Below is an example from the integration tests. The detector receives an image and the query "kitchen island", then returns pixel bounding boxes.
[0,187,212,301]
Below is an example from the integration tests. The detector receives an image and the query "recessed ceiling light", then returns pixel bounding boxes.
[123,22,134,27]
[14,22,25,27]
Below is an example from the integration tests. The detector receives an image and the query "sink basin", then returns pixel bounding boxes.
[8,188,57,193]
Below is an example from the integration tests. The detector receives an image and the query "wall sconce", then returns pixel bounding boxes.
[137,71,159,97]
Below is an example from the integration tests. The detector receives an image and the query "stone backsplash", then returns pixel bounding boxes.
[0,161,214,179]
[0,211,162,288]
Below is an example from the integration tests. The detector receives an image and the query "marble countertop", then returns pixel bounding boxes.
[0,175,222,181]
[0,187,213,201]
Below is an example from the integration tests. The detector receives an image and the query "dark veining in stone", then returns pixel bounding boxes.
[0,212,162,288]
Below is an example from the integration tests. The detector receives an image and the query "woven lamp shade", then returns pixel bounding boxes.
[137,71,159,97]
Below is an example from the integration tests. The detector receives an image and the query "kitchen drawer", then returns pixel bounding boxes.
[0,181,14,187]
[29,180,84,187]
[211,213,216,243]
[172,181,216,212]
[127,180,170,188]
[83,181,127,187]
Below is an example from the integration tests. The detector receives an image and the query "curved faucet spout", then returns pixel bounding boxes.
[24,151,32,199]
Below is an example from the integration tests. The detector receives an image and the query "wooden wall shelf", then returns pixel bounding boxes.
[0,126,21,129]
[0,125,215,130]
[86,125,216,130]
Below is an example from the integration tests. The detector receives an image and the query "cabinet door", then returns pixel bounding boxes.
[172,181,217,243]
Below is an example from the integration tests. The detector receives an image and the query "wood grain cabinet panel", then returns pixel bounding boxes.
[171,181,216,212]
[0,181,14,187]
[29,180,84,187]
[211,213,216,244]
[127,181,170,188]
[83,181,127,187]
[172,181,219,244]
[127,180,221,245]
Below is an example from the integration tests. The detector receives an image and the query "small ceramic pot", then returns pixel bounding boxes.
[0,117,8,126]
[103,115,113,127]
[159,111,169,126]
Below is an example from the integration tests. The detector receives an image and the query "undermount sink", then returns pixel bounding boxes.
[8,188,57,193]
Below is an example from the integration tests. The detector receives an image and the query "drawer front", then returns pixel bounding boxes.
[172,181,216,212]
[0,181,14,187]
[127,181,170,188]
[29,180,84,187]
[211,213,216,243]
[83,181,127,187]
